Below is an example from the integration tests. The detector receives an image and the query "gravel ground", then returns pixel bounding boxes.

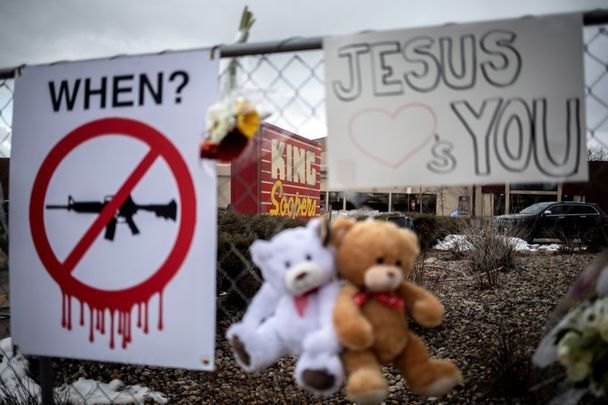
[50,251,600,404]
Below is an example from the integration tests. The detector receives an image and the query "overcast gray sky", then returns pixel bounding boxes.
[0,0,606,153]
[0,0,606,67]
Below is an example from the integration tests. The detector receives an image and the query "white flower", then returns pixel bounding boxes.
[590,381,606,397]
[580,298,608,336]
[557,331,593,382]
[206,103,235,142]
[567,359,592,382]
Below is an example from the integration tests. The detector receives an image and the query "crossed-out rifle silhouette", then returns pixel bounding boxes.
[46,195,177,242]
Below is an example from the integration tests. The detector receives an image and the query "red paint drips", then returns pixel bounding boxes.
[80,301,84,326]
[158,291,164,331]
[89,306,94,342]
[144,301,149,334]
[110,310,115,349]
[61,294,67,328]
[60,290,166,349]
[29,119,197,351]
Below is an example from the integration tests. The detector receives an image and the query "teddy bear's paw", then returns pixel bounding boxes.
[229,335,251,368]
[346,368,387,405]
[296,350,344,396]
[412,300,444,328]
[340,318,375,350]
[417,360,463,397]
[301,369,336,391]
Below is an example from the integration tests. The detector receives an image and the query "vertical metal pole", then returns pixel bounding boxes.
[471,185,476,218]
[505,183,510,214]
[39,357,54,405]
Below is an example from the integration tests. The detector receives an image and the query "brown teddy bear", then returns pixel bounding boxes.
[331,218,463,404]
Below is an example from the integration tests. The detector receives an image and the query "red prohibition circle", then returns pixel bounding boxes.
[29,117,197,310]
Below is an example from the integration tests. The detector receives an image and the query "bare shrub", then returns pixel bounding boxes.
[0,381,40,405]
[551,229,585,255]
[410,250,428,286]
[454,219,521,288]
[552,227,607,254]
[484,322,533,400]
[410,250,446,293]
[473,267,501,289]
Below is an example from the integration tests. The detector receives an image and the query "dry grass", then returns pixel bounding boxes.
[454,219,522,288]
[484,322,533,400]
[410,250,447,293]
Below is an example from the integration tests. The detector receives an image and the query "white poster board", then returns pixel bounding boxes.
[324,13,587,189]
[9,50,218,370]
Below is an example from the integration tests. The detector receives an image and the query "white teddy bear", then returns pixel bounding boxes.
[226,217,344,396]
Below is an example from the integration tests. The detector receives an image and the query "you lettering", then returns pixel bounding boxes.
[451,97,582,177]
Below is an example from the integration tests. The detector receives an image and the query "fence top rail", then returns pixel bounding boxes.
[0,8,606,80]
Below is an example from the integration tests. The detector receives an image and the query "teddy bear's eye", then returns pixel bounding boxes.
[285,261,291,268]
[376,257,384,264]
[396,260,402,266]
[305,254,312,261]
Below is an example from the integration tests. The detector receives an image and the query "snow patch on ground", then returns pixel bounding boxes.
[57,378,168,404]
[0,337,167,404]
[0,336,40,399]
[434,234,563,253]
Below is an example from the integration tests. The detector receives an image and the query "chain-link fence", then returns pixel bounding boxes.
[0,17,607,404]
[586,25,608,149]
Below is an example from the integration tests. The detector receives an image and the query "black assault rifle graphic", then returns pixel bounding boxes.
[46,195,177,241]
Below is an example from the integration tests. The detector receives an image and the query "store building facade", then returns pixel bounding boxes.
[216,131,607,218]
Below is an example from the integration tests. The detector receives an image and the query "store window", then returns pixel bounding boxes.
[493,194,505,216]
[352,193,389,211]
[391,193,414,212]
[420,194,437,214]
[510,194,556,214]
[510,183,558,191]
[562,194,573,201]
[390,193,436,214]
[458,196,470,216]
[328,192,342,211]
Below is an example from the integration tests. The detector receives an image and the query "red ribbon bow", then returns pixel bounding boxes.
[353,291,405,310]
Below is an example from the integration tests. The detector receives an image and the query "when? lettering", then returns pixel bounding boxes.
[47,71,189,112]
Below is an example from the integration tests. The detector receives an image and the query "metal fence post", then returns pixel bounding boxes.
[39,357,54,405]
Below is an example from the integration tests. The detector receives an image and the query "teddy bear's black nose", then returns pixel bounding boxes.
[296,272,308,281]
[387,271,395,279]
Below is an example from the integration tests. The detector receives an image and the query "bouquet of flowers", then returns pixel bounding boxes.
[199,6,265,162]
[199,98,261,162]
[534,251,608,403]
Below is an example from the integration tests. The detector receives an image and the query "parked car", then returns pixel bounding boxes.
[384,214,415,230]
[496,201,608,244]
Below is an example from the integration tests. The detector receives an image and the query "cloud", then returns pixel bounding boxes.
[1,0,605,67]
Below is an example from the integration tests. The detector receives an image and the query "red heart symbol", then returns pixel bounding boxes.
[348,103,437,169]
